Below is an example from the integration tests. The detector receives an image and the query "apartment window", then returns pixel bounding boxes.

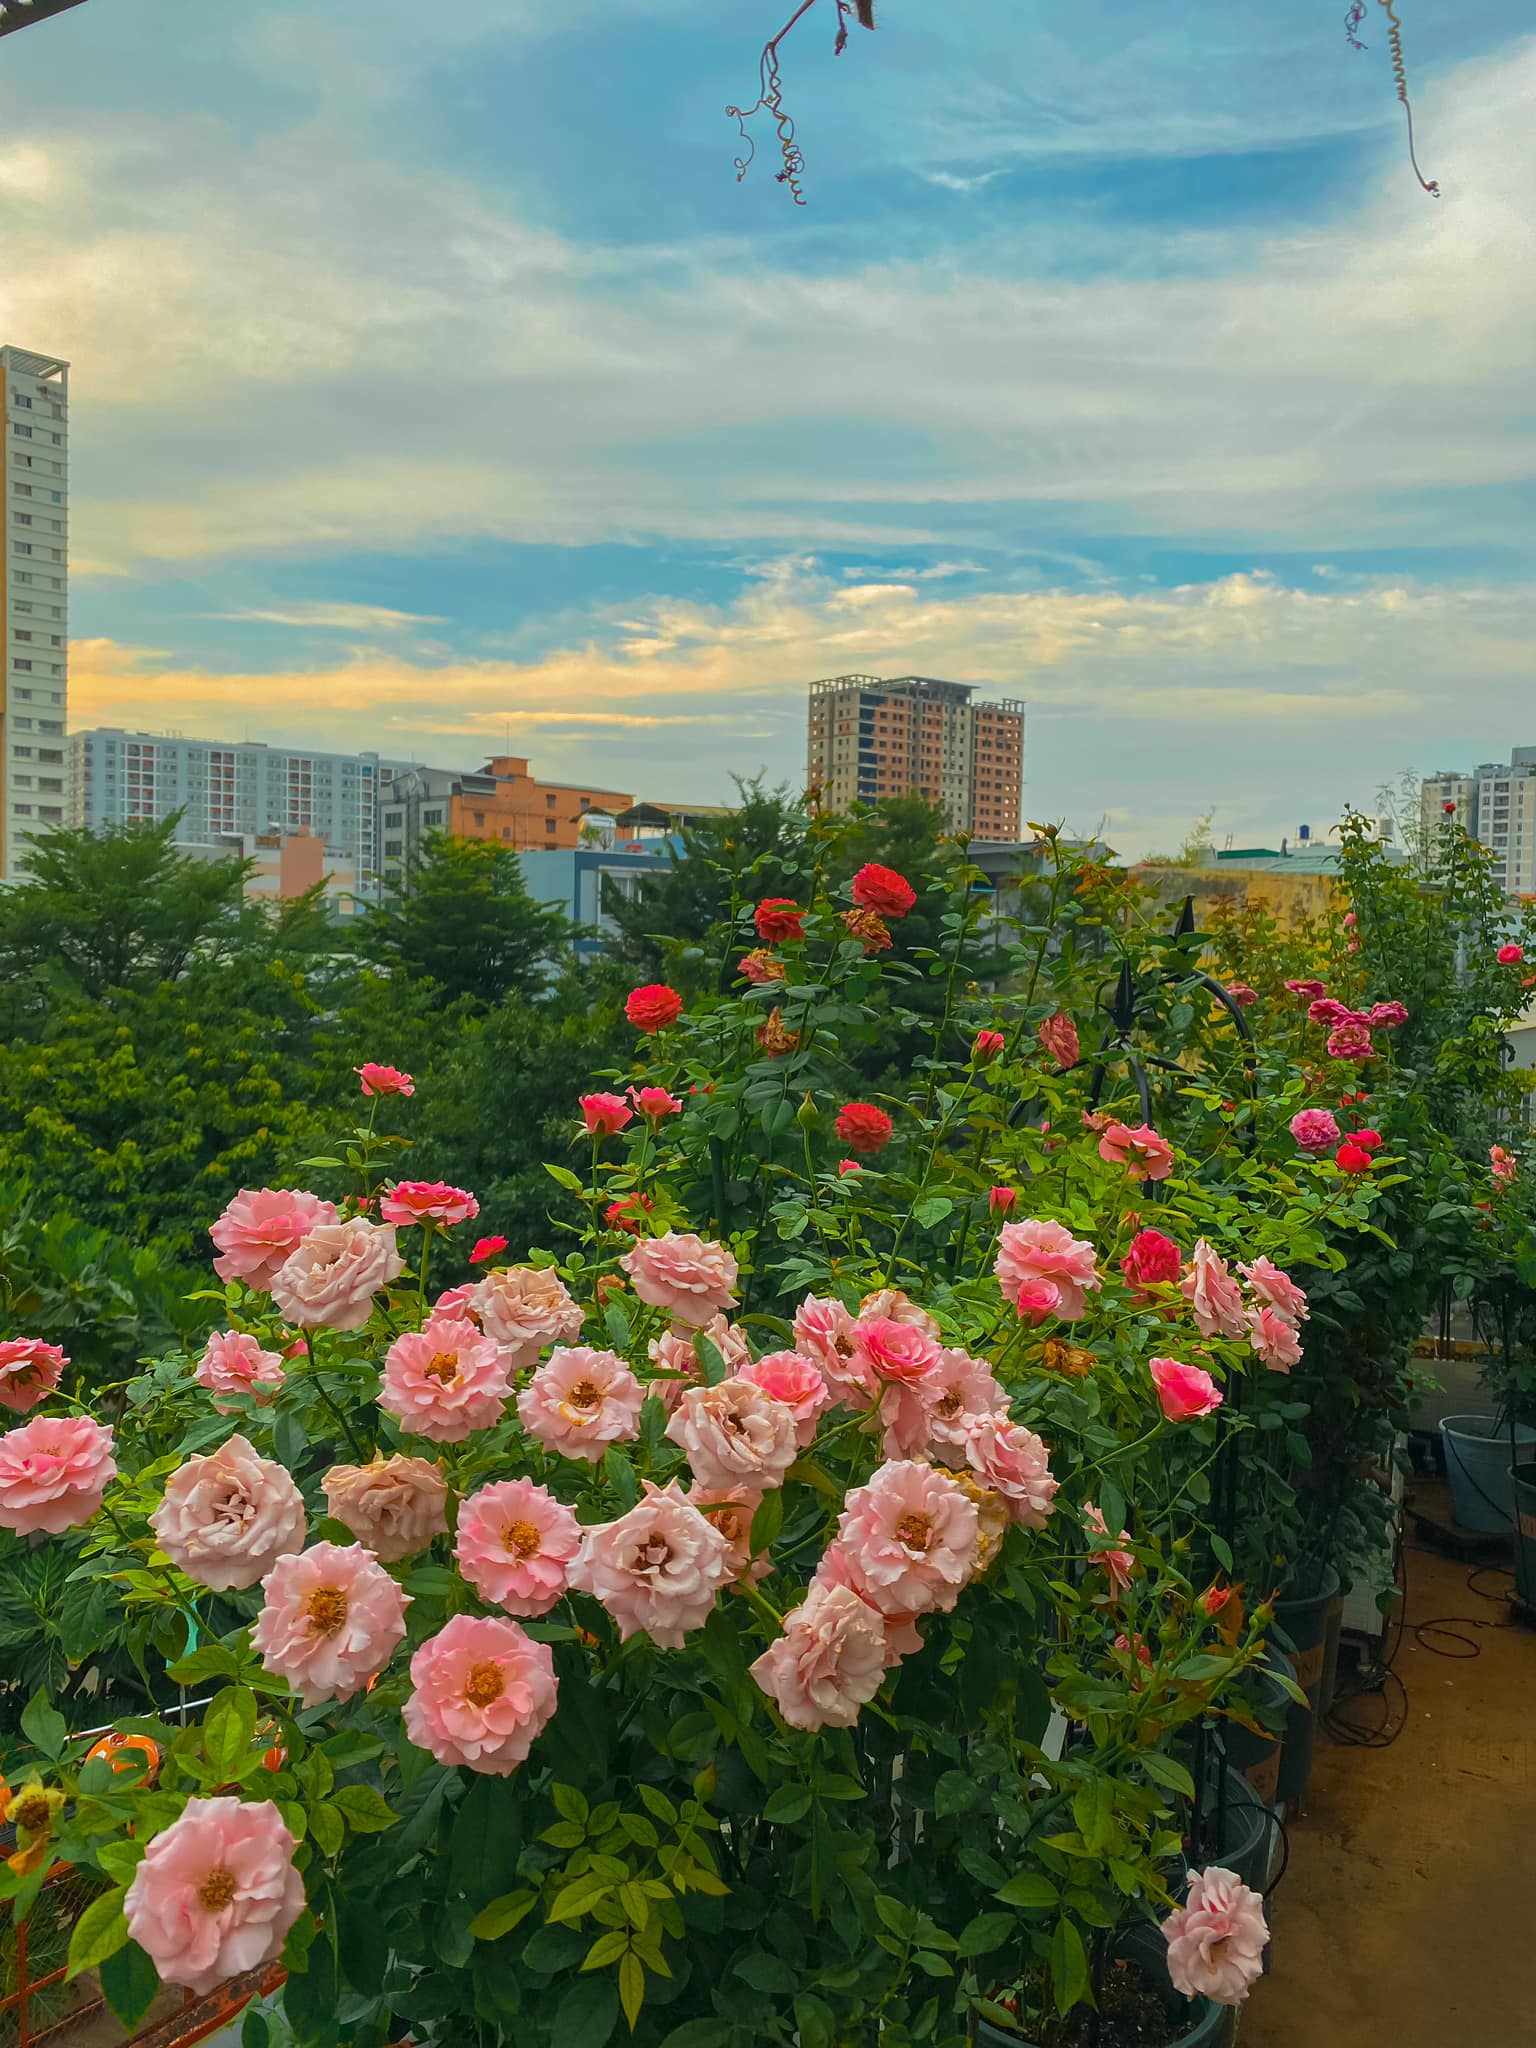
[12,394,32,409]
[39,806,62,822]
[423,809,443,827]
[545,794,557,809]
[384,839,403,857]
[12,542,32,557]
[473,810,486,826]
[13,511,32,526]
[12,631,31,644]
[11,422,32,439]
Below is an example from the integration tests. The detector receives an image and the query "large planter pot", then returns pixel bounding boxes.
[1273,1565,1340,1805]
[1441,1415,1536,1533]
[974,1926,1236,2047]
[1219,1652,1293,1808]
[1512,1462,1536,1606]
[1205,1767,1279,1897]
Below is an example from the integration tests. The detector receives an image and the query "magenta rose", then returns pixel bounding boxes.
[1289,1108,1341,1154]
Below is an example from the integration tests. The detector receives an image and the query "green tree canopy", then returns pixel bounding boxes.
[362,835,572,1005]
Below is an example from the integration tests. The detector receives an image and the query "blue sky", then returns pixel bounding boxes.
[3,0,1535,852]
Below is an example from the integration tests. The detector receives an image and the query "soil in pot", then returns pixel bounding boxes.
[976,1931,1235,2048]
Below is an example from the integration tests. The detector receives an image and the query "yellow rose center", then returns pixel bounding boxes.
[198,1867,238,1912]
[894,1512,933,1554]
[504,1519,542,1559]
[306,1587,350,1636]
[423,1351,460,1385]
[465,1661,506,1707]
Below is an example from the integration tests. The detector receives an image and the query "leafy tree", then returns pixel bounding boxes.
[362,835,572,1005]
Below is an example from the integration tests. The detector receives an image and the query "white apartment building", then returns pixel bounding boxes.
[1422,750,1536,897]
[1,345,69,878]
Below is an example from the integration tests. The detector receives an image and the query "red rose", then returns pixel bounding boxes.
[1442,800,1456,814]
[470,1234,508,1265]
[837,1159,862,1176]
[1121,1228,1182,1288]
[626,983,684,1033]
[835,1102,894,1154]
[1498,944,1524,965]
[1335,1142,1372,1174]
[973,1029,1006,1063]
[1350,1128,1383,1153]
[754,898,804,944]
[850,863,917,920]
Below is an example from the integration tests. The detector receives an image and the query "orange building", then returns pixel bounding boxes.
[377,756,636,892]
[807,675,1024,838]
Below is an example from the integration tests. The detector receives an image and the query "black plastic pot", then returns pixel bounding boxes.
[1205,1767,1278,1897]
[1218,1651,1293,1808]
[1318,1586,1346,1717]
[974,1925,1237,2047]
[1273,1564,1340,1804]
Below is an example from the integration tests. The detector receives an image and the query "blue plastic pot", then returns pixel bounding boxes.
[1441,1414,1536,1533]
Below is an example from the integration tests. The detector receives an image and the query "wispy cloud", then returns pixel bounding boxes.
[208,602,448,631]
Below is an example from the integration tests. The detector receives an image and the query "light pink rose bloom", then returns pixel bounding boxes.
[812,1543,924,1667]
[738,1350,831,1445]
[0,1338,66,1414]
[1238,1256,1309,1325]
[666,1377,799,1492]
[926,1350,1006,1454]
[850,1315,943,1386]
[1289,1108,1341,1154]
[150,1434,306,1593]
[379,1315,511,1443]
[749,1581,888,1730]
[1148,1357,1223,1424]
[648,1317,751,1413]
[959,1414,1058,1528]
[1180,1240,1247,1340]
[322,1455,449,1563]
[433,1282,481,1320]
[835,1460,980,1617]
[210,1188,338,1289]
[793,1294,874,1404]
[1084,1502,1136,1596]
[123,1797,304,1996]
[857,1288,941,1338]
[470,1265,584,1369]
[1162,1866,1270,2005]
[269,1217,404,1332]
[378,1180,480,1228]
[570,1479,734,1646]
[517,1346,643,1463]
[878,1378,944,1460]
[1097,1121,1176,1183]
[196,1330,286,1410]
[250,1541,410,1706]
[0,1414,115,1535]
[403,1612,559,1775]
[455,1478,581,1615]
[1038,1011,1080,1069]
[995,1218,1101,1321]
[621,1232,740,1328]
[1247,1305,1303,1373]
[687,1480,768,1582]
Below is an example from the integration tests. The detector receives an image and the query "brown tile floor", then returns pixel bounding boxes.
[1243,1492,1536,2047]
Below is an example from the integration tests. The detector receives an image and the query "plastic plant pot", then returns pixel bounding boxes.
[1273,1565,1340,1805]
[1219,1652,1293,1809]
[974,1925,1238,2046]
[1440,1415,1536,1534]
[1512,1462,1536,1607]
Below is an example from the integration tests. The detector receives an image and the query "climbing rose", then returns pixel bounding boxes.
[269,1218,404,1333]
[379,1181,479,1228]
[973,1029,1006,1063]
[470,1235,508,1265]
[995,1218,1100,1321]
[0,1338,66,1415]
[1180,1241,1247,1340]
[1148,1357,1223,1424]
[1225,981,1258,1008]
[455,1478,583,1615]
[666,1378,800,1492]
[471,1265,585,1368]
[835,1101,894,1154]
[1084,1502,1136,1595]
[356,1063,414,1098]
[379,1316,511,1443]
[1121,1229,1182,1289]
[754,898,804,943]
[1284,979,1327,999]
[629,1085,682,1121]
[1335,1141,1373,1175]
[925,1350,1005,1453]
[1238,1256,1309,1323]
[1162,1867,1270,2005]
[1037,1012,1080,1069]
[738,1350,831,1444]
[850,862,916,919]
[1369,1000,1408,1028]
[323,1455,449,1563]
[517,1347,644,1464]
[625,983,684,1033]
[124,1798,304,1996]
[1098,1121,1176,1182]
[850,1315,941,1386]
[1498,944,1525,965]
[579,1092,632,1137]
[835,1461,979,1616]
[250,1542,410,1706]
[150,1434,306,1593]
[792,1295,869,1404]
[749,1581,888,1730]
[621,1232,739,1327]
[989,1186,1018,1216]
[570,1480,734,1647]
[1289,1108,1341,1154]
[1327,1021,1375,1062]
[195,1331,286,1411]
[688,1482,768,1582]
[0,1415,116,1535]
[404,1614,559,1776]
[210,1188,339,1290]
[959,1414,1058,1528]
[1248,1305,1303,1372]
[859,1288,940,1335]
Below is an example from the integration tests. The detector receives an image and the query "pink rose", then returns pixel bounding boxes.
[1148,1357,1223,1424]
[433,1282,480,1320]
[124,1797,304,1996]
[470,1265,584,1369]
[570,1479,734,1646]
[0,1414,115,1535]
[1162,1866,1269,2005]
[1097,1122,1176,1182]
[455,1478,581,1615]
[850,1315,942,1386]
[250,1542,411,1706]
[1121,1229,1182,1290]
[269,1217,404,1332]
[1498,943,1525,965]
[404,1613,559,1775]
[811,1544,924,1667]
[580,1092,632,1137]
[210,1188,339,1289]
[1225,982,1258,1009]
[857,1288,941,1336]
[1248,1305,1303,1372]
[960,1414,1058,1528]
[1284,979,1327,999]
[738,1350,831,1445]
[0,1338,66,1415]
[196,1331,286,1410]
[1369,1000,1408,1028]
[835,1460,979,1617]
[1037,1012,1080,1069]
[1180,1241,1247,1340]
[647,1317,750,1413]
[379,1181,480,1228]
[666,1377,800,1492]
[989,1186,1018,1216]
[1491,1144,1519,1187]
[629,1084,683,1121]
[517,1346,643,1463]
[379,1315,511,1443]
[323,1455,449,1562]
[1289,1108,1341,1154]
[995,1218,1101,1321]
[1308,997,1348,1026]
[471,1234,509,1265]
[357,1062,414,1097]
[1238,1256,1309,1324]
[1012,1277,1062,1327]
[621,1232,739,1328]
[1084,1502,1136,1596]
[973,1029,1006,1063]
[749,1581,889,1730]
[926,1349,1006,1453]
[1327,1021,1375,1062]
[150,1434,306,1592]
[687,1481,768,1582]
[877,1379,944,1460]
[792,1295,871,1404]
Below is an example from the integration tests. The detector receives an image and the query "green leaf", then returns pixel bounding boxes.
[202,1686,258,1782]
[618,1949,646,2030]
[66,1889,130,1978]
[552,1782,590,1825]
[637,1784,679,1825]
[748,1488,784,1556]
[1173,1653,1233,1682]
[95,1840,146,1885]
[1050,1917,1090,2016]
[332,1783,399,1832]
[873,1894,917,1939]
[308,1802,345,1859]
[957,1912,1015,1958]
[794,1993,836,2048]
[242,2011,272,2048]
[763,1784,811,1825]
[1071,1776,1113,1855]
[470,1889,539,1941]
[21,1689,66,1760]
[1140,1753,1196,1799]
[734,1951,798,1993]
[694,1332,729,1386]
[934,1769,978,1818]
[545,1163,587,1191]
[98,1939,159,2029]
[996,1873,1059,1910]
[555,1970,620,2048]
[548,1876,615,1923]
[583,1929,632,1971]
[912,1195,953,1230]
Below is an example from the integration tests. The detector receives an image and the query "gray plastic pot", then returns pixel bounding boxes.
[1441,1414,1536,1533]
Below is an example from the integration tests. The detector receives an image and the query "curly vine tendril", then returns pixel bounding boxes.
[1376,0,1440,197]
[726,0,869,206]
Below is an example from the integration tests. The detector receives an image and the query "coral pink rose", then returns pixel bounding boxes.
[269,1217,404,1333]
[1084,1502,1137,1596]
[666,1377,800,1492]
[749,1581,889,1730]
[470,1264,584,1369]
[196,1331,286,1410]
[850,862,916,919]
[1180,1241,1247,1340]
[858,1289,941,1336]
[1013,1278,1063,1326]
[989,1186,1018,1216]
[455,1477,581,1615]
[738,1350,831,1445]
[811,1544,924,1667]
[625,983,684,1033]
[835,1102,894,1154]
[379,1180,480,1228]
[150,1434,306,1593]
[1121,1228,1182,1290]
[850,1315,942,1386]
[356,1062,414,1097]
[1248,1305,1303,1372]
[621,1232,739,1327]
[1162,1867,1270,2005]
[959,1415,1058,1529]
[0,1338,66,1415]
[404,1613,559,1775]
[835,1461,979,1617]
[0,1415,116,1535]
[1037,1011,1080,1069]
[323,1455,449,1563]
[210,1188,339,1289]
[876,1379,944,1460]
[124,1797,304,1996]
[570,1479,734,1647]
[517,1346,643,1463]
[250,1542,410,1706]
[973,1029,1006,1063]
[630,1084,683,1121]
[687,1481,768,1582]
[793,1294,874,1404]
[754,897,805,944]
[580,1092,632,1137]
[379,1315,511,1443]
[470,1234,509,1265]
[1289,1108,1341,1154]
[647,1317,750,1413]
[925,1350,1006,1453]
[1148,1357,1223,1424]
[1491,1144,1519,1187]
[1098,1121,1176,1182]
[995,1218,1101,1321]
[1238,1256,1309,1324]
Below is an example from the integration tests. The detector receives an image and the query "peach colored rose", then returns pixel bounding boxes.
[647,1316,751,1413]
[687,1481,768,1582]
[1238,1256,1309,1324]
[379,1180,480,1228]
[621,1232,739,1327]
[1149,1357,1223,1422]
[322,1455,448,1563]
[995,1218,1100,1321]
[210,1188,338,1289]
[269,1217,404,1332]
[749,1581,888,1730]
[857,1288,941,1337]
[738,1350,831,1444]
[1247,1305,1303,1372]
[0,1338,66,1415]
[124,1797,304,1995]
[666,1377,800,1492]
[835,1460,979,1617]
[379,1315,511,1443]
[0,1415,115,1535]
[959,1415,1058,1529]
[1162,1866,1269,2005]
[793,1294,873,1404]
[454,1478,581,1615]
[1180,1240,1247,1340]
[569,1479,734,1647]
[250,1541,410,1705]
[1084,1502,1136,1596]
[850,1315,942,1386]
[926,1349,1006,1453]
[878,1378,944,1460]
[1097,1121,1176,1182]
[1037,1012,1079,1069]
[517,1346,643,1463]
[811,1543,924,1667]
[433,1282,480,1320]
[150,1434,306,1592]
[470,1265,584,1369]
[403,1613,559,1775]
[196,1330,286,1410]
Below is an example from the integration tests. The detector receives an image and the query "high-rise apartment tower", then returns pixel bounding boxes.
[807,675,1024,838]
[1422,750,1536,897]
[1,345,69,878]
